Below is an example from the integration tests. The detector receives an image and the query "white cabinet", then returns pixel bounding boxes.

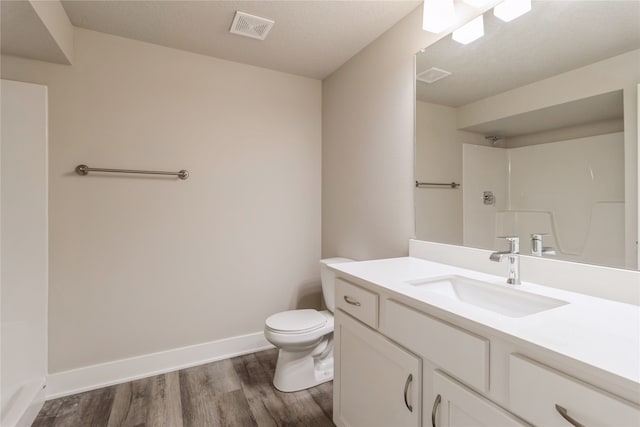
[431,370,529,427]
[333,275,639,427]
[334,310,421,427]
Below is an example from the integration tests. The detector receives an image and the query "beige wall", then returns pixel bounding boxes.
[321,7,423,260]
[1,28,321,373]
[415,101,486,245]
[321,3,496,260]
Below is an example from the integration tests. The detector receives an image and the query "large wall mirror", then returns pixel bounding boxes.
[415,1,640,270]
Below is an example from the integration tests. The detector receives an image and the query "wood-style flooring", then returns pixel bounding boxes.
[33,349,335,427]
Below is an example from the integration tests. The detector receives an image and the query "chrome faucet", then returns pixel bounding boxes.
[531,233,556,257]
[490,236,521,285]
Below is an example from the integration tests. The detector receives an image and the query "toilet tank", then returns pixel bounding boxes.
[319,257,354,312]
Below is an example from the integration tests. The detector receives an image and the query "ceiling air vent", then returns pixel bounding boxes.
[229,11,274,40]
[417,67,452,84]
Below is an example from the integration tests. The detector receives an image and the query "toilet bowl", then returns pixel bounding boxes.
[264,257,353,392]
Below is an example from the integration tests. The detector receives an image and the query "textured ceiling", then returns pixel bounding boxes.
[59,0,421,80]
[416,1,640,107]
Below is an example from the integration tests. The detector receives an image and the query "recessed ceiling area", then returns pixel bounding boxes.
[461,90,624,138]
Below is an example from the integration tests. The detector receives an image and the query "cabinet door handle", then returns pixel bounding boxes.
[343,296,361,306]
[403,373,413,412]
[431,394,441,427]
[555,404,585,427]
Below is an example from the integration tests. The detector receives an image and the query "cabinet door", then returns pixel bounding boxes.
[431,371,529,427]
[334,310,421,427]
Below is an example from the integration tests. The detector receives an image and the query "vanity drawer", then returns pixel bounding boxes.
[509,354,640,427]
[335,278,379,329]
[382,299,489,392]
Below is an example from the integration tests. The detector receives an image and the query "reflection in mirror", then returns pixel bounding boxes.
[415,1,640,270]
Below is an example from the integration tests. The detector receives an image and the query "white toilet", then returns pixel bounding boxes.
[264,257,354,392]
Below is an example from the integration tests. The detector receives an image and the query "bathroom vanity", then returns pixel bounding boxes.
[330,257,640,427]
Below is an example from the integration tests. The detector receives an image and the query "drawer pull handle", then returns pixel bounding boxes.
[431,394,441,427]
[343,296,361,306]
[555,404,585,427]
[403,373,413,412]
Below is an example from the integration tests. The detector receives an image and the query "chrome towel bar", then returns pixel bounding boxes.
[415,181,460,188]
[75,164,189,180]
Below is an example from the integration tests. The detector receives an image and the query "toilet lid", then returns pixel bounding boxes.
[265,309,327,334]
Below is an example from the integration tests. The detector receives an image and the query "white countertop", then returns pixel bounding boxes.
[330,257,640,389]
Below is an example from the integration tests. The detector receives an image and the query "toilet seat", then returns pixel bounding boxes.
[265,309,327,334]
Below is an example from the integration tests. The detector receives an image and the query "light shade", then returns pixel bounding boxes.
[494,0,531,22]
[422,0,455,33]
[452,15,484,44]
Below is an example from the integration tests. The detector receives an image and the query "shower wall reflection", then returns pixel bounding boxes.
[463,133,624,268]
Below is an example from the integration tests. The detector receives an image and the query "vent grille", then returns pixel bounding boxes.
[230,11,274,40]
[417,67,452,84]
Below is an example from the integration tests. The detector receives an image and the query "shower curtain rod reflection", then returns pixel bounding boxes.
[415,181,460,188]
[75,164,189,180]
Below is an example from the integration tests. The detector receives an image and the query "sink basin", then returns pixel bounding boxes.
[405,275,568,318]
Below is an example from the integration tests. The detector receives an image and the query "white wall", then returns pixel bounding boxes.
[1,79,48,425]
[415,101,486,244]
[1,28,321,374]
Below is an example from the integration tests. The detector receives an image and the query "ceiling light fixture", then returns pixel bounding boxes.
[452,15,484,44]
[422,0,455,33]
[493,0,531,22]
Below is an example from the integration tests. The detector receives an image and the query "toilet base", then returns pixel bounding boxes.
[272,336,333,392]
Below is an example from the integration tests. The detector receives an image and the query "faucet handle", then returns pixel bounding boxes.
[497,236,520,253]
[531,233,549,239]
[531,233,555,256]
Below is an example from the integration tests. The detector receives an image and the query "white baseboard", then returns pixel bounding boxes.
[46,332,274,399]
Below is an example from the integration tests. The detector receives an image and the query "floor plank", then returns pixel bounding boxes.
[32,348,336,427]
[147,371,184,427]
[33,385,116,427]
[233,350,334,427]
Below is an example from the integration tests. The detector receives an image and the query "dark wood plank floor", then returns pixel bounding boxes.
[33,349,335,427]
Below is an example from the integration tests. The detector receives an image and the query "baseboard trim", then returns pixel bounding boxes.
[46,332,274,399]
